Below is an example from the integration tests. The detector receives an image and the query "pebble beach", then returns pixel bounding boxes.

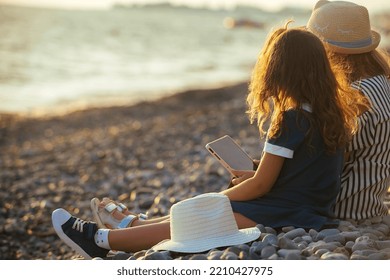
[1,82,390,260]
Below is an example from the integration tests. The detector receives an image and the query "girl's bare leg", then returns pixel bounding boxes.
[107,212,256,252]
[108,221,170,252]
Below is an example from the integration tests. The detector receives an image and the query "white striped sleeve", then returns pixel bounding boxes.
[264,142,294,158]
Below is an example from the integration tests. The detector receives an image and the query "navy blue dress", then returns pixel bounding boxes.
[231,107,342,230]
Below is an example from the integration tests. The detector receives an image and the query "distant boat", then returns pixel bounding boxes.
[223,17,265,29]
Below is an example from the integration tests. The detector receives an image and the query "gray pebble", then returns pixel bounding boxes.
[282,226,296,233]
[333,247,350,258]
[320,252,349,260]
[207,251,223,260]
[261,246,276,259]
[221,252,238,260]
[190,254,208,260]
[350,253,369,260]
[265,227,277,235]
[316,228,341,240]
[278,249,301,259]
[284,228,307,240]
[368,252,390,260]
[278,237,299,250]
[323,234,346,245]
[238,251,249,260]
[352,239,377,252]
[340,231,361,242]
[375,240,390,250]
[256,224,266,233]
[262,234,278,246]
[314,248,330,257]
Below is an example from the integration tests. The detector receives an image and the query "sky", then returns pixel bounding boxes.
[0,0,389,13]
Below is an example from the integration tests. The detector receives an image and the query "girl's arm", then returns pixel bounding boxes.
[221,152,284,201]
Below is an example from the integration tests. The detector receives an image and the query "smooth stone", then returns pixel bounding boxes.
[320,252,349,260]
[236,244,250,253]
[112,252,133,260]
[350,254,369,260]
[143,251,170,260]
[381,215,390,227]
[311,241,339,252]
[369,216,383,224]
[261,246,276,259]
[281,226,296,233]
[207,251,223,260]
[338,220,355,229]
[375,240,390,250]
[278,237,299,250]
[316,228,341,240]
[278,249,301,258]
[368,252,390,260]
[302,235,313,243]
[375,224,390,235]
[285,252,302,260]
[309,229,318,240]
[293,237,303,243]
[340,231,361,242]
[190,254,208,260]
[362,233,379,240]
[256,224,266,233]
[360,228,385,237]
[267,253,280,260]
[248,248,261,260]
[265,227,277,235]
[238,251,249,260]
[224,246,241,256]
[252,241,268,253]
[355,236,371,243]
[284,228,307,240]
[353,249,379,257]
[262,234,278,246]
[314,248,330,257]
[333,246,350,256]
[221,252,238,260]
[352,239,378,252]
[297,242,308,250]
[323,234,346,245]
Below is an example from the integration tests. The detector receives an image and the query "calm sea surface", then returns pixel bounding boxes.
[0,5,312,115]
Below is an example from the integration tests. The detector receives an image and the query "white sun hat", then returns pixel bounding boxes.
[152,193,260,253]
[307,0,380,54]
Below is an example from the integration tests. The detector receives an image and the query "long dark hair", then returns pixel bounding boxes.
[247,24,368,153]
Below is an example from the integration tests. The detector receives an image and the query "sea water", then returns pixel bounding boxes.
[0,4,310,115]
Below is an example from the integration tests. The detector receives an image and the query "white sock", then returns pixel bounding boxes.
[94,229,111,250]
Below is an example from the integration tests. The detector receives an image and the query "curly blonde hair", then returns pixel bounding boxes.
[247,24,369,153]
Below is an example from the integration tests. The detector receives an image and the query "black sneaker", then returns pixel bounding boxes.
[52,208,109,259]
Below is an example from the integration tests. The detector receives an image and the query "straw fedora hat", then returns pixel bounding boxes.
[307,0,381,54]
[152,193,260,253]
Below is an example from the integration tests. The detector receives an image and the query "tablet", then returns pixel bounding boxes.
[205,135,254,175]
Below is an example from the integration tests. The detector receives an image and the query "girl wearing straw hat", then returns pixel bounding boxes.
[307,0,390,220]
[51,23,368,259]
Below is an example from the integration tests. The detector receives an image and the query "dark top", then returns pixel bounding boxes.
[231,106,342,230]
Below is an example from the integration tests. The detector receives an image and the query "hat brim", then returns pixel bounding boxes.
[152,227,260,253]
[322,30,381,54]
